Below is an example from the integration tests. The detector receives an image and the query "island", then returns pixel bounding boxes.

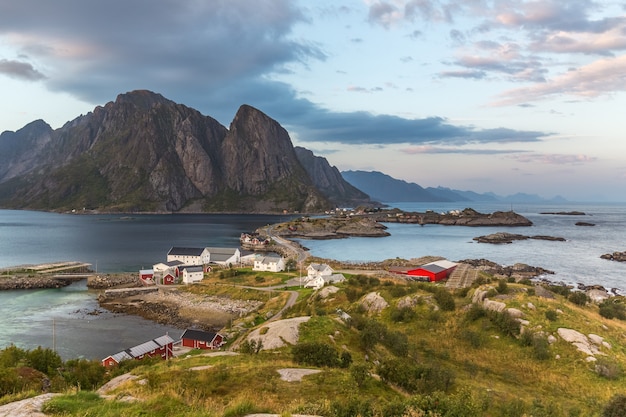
[263,207,533,240]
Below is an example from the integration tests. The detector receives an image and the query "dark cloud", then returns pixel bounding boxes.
[0,59,46,81]
[0,0,549,148]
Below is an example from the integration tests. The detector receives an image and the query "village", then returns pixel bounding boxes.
[100,233,461,369]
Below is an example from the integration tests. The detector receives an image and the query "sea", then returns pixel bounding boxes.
[0,202,625,359]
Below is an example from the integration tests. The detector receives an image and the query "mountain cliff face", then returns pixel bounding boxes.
[294,147,372,207]
[0,90,354,213]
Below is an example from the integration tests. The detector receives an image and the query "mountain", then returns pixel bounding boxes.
[341,170,562,203]
[341,170,450,202]
[0,90,361,213]
[294,148,372,207]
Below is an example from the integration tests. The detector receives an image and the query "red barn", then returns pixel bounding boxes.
[406,260,457,282]
[181,329,224,350]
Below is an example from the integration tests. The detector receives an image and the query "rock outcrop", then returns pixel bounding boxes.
[600,251,626,262]
[473,232,565,244]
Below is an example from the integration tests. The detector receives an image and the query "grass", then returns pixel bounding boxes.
[11,275,626,416]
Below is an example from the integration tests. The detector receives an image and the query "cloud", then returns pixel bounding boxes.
[288,107,548,145]
[402,145,526,155]
[438,69,486,79]
[0,59,46,81]
[0,0,317,104]
[493,54,626,105]
[511,153,597,164]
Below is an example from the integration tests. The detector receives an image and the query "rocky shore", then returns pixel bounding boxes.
[98,288,262,331]
[0,275,79,290]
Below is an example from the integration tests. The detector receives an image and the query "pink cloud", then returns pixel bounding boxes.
[512,153,597,164]
[492,54,626,105]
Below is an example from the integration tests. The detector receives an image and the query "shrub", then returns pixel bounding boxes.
[487,310,520,337]
[545,309,558,321]
[390,306,415,323]
[350,363,370,388]
[433,287,455,311]
[238,339,263,354]
[599,299,626,320]
[497,279,509,294]
[568,291,588,306]
[595,358,622,380]
[602,394,626,417]
[26,347,62,375]
[292,342,341,367]
[465,303,486,322]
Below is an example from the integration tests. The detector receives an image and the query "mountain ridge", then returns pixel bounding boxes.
[0,90,362,213]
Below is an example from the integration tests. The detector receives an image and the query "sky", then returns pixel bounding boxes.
[1,1,625,202]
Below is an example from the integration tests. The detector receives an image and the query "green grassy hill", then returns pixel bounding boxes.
[3,267,626,417]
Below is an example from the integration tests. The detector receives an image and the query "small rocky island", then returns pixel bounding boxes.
[601,251,626,262]
[473,232,566,244]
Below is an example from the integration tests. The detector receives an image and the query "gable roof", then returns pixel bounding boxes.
[181,328,219,343]
[307,263,332,271]
[181,266,203,273]
[168,247,206,256]
[257,255,282,264]
[104,334,175,363]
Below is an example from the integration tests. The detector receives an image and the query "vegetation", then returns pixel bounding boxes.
[3,269,626,416]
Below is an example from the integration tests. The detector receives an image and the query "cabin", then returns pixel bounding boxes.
[167,247,211,266]
[139,269,154,286]
[153,260,183,285]
[180,329,224,350]
[206,247,241,267]
[163,273,176,285]
[181,265,204,284]
[101,334,175,368]
[406,260,457,282]
[253,255,285,272]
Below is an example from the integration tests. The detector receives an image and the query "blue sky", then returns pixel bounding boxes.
[1,0,625,201]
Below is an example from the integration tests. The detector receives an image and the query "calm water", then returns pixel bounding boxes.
[0,210,292,359]
[297,201,626,291]
[0,204,625,359]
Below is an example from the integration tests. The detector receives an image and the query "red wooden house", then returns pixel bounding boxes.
[181,329,224,350]
[101,334,175,368]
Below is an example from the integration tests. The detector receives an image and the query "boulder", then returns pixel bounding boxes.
[507,308,524,318]
[360,292,389,314]
[483,299,506,312]
[557,328,602,356]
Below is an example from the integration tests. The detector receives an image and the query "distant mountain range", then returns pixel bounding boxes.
[341,170,568,204]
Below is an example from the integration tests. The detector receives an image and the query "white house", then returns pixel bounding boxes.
[152,260,184,285]
[306,263,334,279]
[167,247,210,266]
[206,247,241,266]
[253,255,285,272]
[181,266,204,284]
[304,273,345,290]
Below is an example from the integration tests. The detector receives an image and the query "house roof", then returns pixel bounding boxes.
[181,328,220,343]
[424,260,457,270]
[308,263,332,271]
[410,264,446,274]
[139,269,154,274]
[168,247,206,256]
[104,334,175,363]
[182,266,203,273]
[258,255,282,264]
[206,247,238,255]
